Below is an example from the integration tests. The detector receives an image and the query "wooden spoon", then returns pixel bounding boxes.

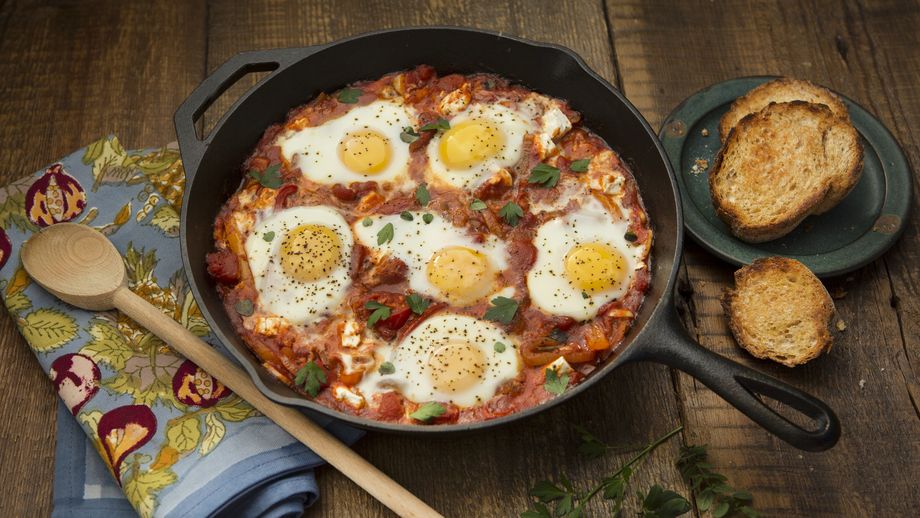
[21,222,442,518]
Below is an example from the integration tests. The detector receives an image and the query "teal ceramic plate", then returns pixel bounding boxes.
[660,76,912,277]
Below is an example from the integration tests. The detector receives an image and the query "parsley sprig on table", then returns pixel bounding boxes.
[677,446,758,518]
[522,426,758,518]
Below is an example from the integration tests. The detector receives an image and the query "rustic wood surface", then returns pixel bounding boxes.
[0,0,916,516]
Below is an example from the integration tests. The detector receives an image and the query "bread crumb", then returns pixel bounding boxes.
[836,319,847,331]
[701,128,710,137]
[859,379,866,389]
[690,158,709,175]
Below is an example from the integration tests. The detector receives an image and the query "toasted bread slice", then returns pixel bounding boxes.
[722,257,834,367]
[709,101,863,243]
[719,78,849,142]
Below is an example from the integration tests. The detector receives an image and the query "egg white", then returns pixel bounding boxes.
[527,196,644,321]
[352,211,509,305]
[425,103,535,190]
[245,205,353,325]
[277,99,416,186]
[357,313,522,407]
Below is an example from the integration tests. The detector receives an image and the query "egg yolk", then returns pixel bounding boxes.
[564,242,627,294]
[279,224,342,282]
[428,341,486,393]
[338,129,391,174]
[438,120,504,169]
[426,246,493,305]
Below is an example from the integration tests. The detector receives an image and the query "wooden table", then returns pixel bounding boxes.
[1,1,917,516]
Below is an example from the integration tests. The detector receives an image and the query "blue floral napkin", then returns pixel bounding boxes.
[0,136,362,517]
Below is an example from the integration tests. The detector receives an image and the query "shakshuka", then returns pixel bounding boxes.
[207,66,652,425]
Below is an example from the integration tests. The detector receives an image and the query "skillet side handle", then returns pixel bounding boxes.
[173,47,320,175]
[630,304,840,452]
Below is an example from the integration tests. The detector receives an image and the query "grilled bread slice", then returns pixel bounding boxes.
[719,78,850,142]
[709,101,863,243]
[722,257,835,367]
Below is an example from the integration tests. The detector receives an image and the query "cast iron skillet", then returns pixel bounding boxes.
[175,27,840,451]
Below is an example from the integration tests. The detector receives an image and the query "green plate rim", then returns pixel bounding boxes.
[660,76,913,277]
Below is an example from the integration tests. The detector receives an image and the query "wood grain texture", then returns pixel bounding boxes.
[0,1,206,516]
[606,0,920,516]
[202,1,689,517]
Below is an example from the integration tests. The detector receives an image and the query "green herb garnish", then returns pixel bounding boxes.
[362,217,373,227]
[415,183,431,206]
[400,126,420,144]
[377,222,394,245]
[570,158,591,172]
[624,231,638,242]
[543,368,569,395]
[234,299,254,316]
[365,300,392,326]
[262,231,275,242]
[378,362,395,375]
[494,341,507,353]
[483,296,519,324]
[409,402,446,422]
[522,425,688,518]
[406,293,430,315]
[470,199,487,211]
[499,201,524,226]
[422,213,434,224]
[419,118,450,132]
[528,163,561,188]
[400,211,414,221]
[247,163,283,189]
[337,87,363,104]
[294,361,326,397]
[678,445,758,518]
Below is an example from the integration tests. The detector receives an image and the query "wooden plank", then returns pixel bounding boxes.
[203,1,692,516]
[0,0,207,515]
[607,0,920,515]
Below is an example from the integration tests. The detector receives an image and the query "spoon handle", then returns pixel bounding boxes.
[112,286,442,518]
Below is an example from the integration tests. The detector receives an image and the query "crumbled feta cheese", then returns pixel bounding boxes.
[438,86,471,117]
[341,320,362,348]
[333,384,365,409]
[547,356,574,376]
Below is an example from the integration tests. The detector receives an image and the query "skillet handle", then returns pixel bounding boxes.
[628,300,840,452]
[173,47,323,174]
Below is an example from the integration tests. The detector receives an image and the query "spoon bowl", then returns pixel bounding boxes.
[21,222,125,310]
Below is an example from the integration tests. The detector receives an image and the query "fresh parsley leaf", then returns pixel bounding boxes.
[400,211,414,221]
[234,299,254,316]
[377,222,394,245]
[677,444,759,518]
[570,158,591,172]
[422,213,434,224]
[409,402,446,422]
[484,296,519,324]
[544,368,569,395]
[378,361,395,375]
[415,183,431,206]
[405,293,430,315]
[529,480,567,502]
[470,199,487,211]
[624,231,638,242]
[499,201,524,226]
[337,87,363,104]
[294,361,326,397]
[548,328,569,343]
[494,341,507,353]
[400,126,420,144]
[262,231,275,242]
[639,485,691,518]
[247,163,283,189]
[419,118,450,132]
[365,300,392,327]
[362,217,373,227]
[575,425,610,459]
[528,163,561,188]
